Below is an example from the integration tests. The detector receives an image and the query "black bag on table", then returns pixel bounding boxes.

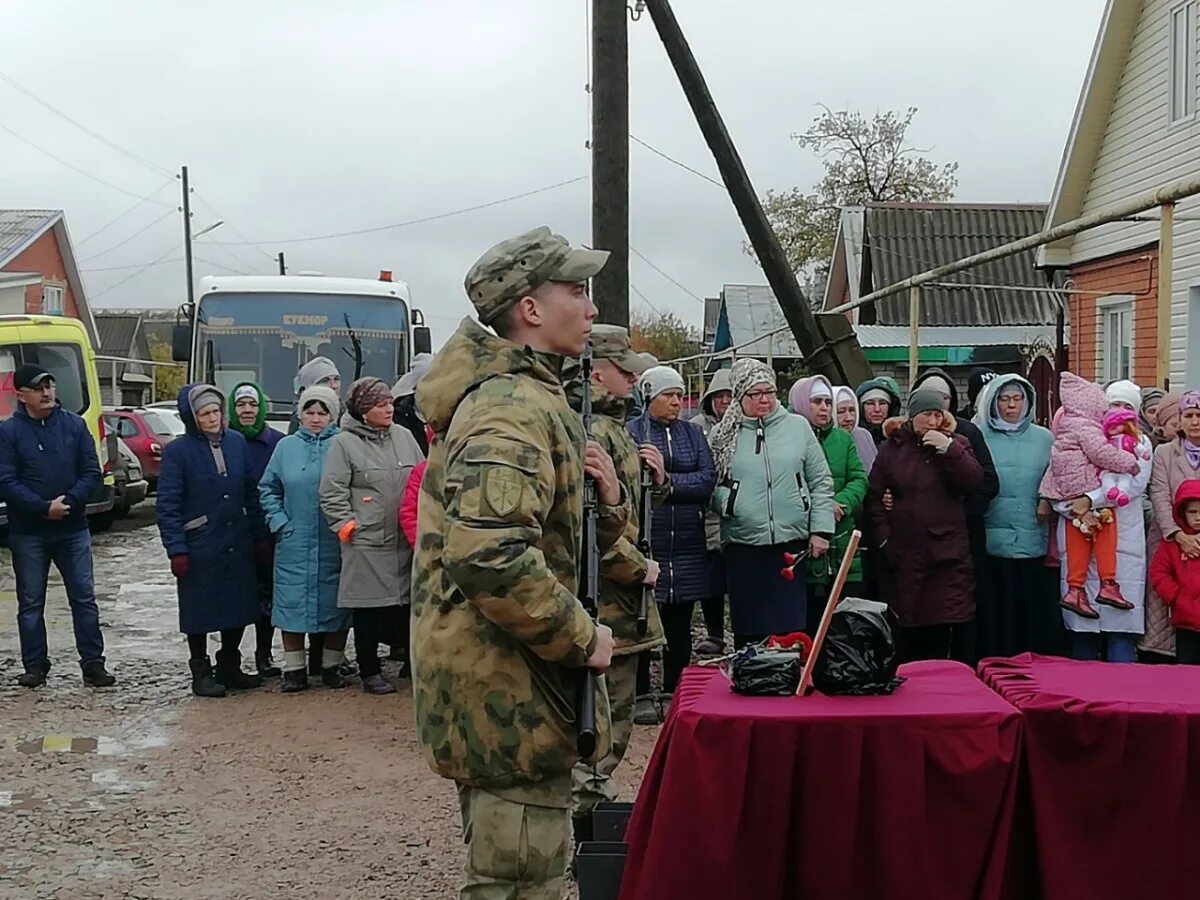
[728,647,801,696]
[812,597,905,696]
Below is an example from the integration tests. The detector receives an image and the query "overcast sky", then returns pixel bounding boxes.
[0,0,1103,346]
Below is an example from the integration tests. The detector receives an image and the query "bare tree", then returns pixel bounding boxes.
[757,106,959,277]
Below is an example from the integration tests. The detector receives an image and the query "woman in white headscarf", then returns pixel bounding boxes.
[710,359,836,646]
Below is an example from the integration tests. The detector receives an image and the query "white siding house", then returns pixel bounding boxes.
[1038,0,1200,388]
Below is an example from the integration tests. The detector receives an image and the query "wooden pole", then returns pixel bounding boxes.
[591,0,630,327]
[908,285,921,391]
[1157,202,1174,390]
[797,530,861,696]
[643,0,869,386]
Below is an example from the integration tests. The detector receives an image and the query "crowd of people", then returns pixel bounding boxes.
[9,219,1200,898]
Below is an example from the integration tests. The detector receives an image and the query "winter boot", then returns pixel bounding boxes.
[362,673,397,695]
[82,661,116,687]
[1059,586,1100,620]
[255,651,281,678]
[281,669,308,693]
[17,666,48,688]
[214,648,264,690]
[320,647,350,689]
[189,658,227,698]
[633,694,660,725]
[1096,580,1135,610]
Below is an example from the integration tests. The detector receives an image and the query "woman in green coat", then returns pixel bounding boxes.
[790,375,868,625]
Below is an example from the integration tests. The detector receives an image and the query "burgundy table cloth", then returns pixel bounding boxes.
[980,653,1200,900]
[619,662,1022,900]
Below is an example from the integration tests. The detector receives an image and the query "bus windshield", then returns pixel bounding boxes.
[196,292,408,414]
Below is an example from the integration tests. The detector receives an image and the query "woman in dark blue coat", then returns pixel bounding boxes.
[628,366,716,701]
[157,384,269,698]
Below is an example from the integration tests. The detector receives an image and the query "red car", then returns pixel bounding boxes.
[102,407,185,490]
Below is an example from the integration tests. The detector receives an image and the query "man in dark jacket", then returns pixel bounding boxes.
[0,365,114,688]
[910,368,1001,661]
[960,367,998,420]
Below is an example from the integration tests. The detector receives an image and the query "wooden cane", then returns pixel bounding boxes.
[796,529,862,697]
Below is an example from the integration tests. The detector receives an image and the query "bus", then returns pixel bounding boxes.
[172,273,432,426]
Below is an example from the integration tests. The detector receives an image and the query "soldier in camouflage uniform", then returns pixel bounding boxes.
[413,226,628,899]
[564,325,668,840]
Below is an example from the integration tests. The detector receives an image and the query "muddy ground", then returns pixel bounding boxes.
[0,502,662,899]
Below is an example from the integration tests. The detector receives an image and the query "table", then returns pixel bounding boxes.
[619,662,1022,900]
[980,653,1200,900]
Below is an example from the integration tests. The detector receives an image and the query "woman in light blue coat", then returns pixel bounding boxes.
[973,373,1061,657]
[258,385,350,692]
[709,359,836,646]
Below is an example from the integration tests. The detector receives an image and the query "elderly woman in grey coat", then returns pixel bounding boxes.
[319,377,424,694]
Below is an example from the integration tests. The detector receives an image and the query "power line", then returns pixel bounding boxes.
[630,134,724,188]
[79,208,175,263]
[0,70,174,178]
[88,244,179,302]
[630,282,664,316]
[193,195,277,266]
[76,177,176,246]
[204,176,589,246]
[630,245,705,304]
[81,257,183,273]
[0,123,174,206]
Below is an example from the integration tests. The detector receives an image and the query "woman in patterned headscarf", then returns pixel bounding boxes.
[710,359,836,646]
[319,377,425,694]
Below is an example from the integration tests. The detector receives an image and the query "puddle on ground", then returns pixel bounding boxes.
[91,767,152,793]
[8,726,168,756]
[0,790,44,810]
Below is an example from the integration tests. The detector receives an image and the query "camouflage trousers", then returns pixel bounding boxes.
[457,776,572,900]
[570,652,638,814]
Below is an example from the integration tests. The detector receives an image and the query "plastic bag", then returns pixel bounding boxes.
[728,645,802,696]
[812,597,905,696]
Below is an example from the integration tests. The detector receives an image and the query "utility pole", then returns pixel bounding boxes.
[277,251,287,275]
[643,0,870,385]
[591,0,630,327]
[180,165,195,308]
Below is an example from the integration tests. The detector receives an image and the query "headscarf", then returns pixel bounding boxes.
[1104,379,1142,412]
[1152,388,1180,446]
[347,377,392,423]
[709,358,776,482]
[833,385,859,429]
[228,382,267,439]
[187,383,227,473]
[1181,391,1200,469]
[391,353,434,400]
[988,379,1030,434]
[298,384,341,423]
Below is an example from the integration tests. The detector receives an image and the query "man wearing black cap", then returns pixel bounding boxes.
[0,364,114,688]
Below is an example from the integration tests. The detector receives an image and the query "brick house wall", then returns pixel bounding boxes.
[3,229,82,321]
[1066,246,1157,384]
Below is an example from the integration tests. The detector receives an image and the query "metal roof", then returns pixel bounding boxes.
[95,313,142,356]
[718,284,802,359]
[0,209,60,266]
[863,203,1063,327]
[854,323,1060,348]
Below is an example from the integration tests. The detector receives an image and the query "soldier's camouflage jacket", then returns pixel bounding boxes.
[564,376,665,656]
[412,318,627,793]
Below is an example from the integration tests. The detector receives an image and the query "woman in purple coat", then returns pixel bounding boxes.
[865,389,984,663]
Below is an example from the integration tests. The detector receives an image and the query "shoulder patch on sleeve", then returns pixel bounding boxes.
[482,465,523,517]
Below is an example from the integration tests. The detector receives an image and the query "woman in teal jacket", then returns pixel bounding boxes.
[789,374,868,627]
[710,359,836,646]
[973,373,1061,657]
[258,385,350,692]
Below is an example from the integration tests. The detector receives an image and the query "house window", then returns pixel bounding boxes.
[1170,1,1197,123]
[42,285,64,315]
[1101,299,1134,383]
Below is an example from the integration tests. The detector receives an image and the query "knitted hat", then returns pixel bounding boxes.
[295,356,340,394]
[299,384,341,422]
[967,367,998,406]
[637,365,686,402]
[709,358,778,481]
[908,389,946,417]
[1105,379,1142,412]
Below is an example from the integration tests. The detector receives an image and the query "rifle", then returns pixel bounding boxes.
[636,380,654,637]
[576,341,600,758]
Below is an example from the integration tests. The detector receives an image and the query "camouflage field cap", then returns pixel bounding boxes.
[590,324,650,376]
[464,226,609,324]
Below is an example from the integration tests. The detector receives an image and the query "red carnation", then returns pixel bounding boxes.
[779,567,795,581]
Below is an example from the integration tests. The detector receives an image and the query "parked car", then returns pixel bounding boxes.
[92,439,147,532]
[103,407,185,490]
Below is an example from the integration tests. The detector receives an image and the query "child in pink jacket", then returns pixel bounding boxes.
[1039,372,1141,618]
[399,424,434,547]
